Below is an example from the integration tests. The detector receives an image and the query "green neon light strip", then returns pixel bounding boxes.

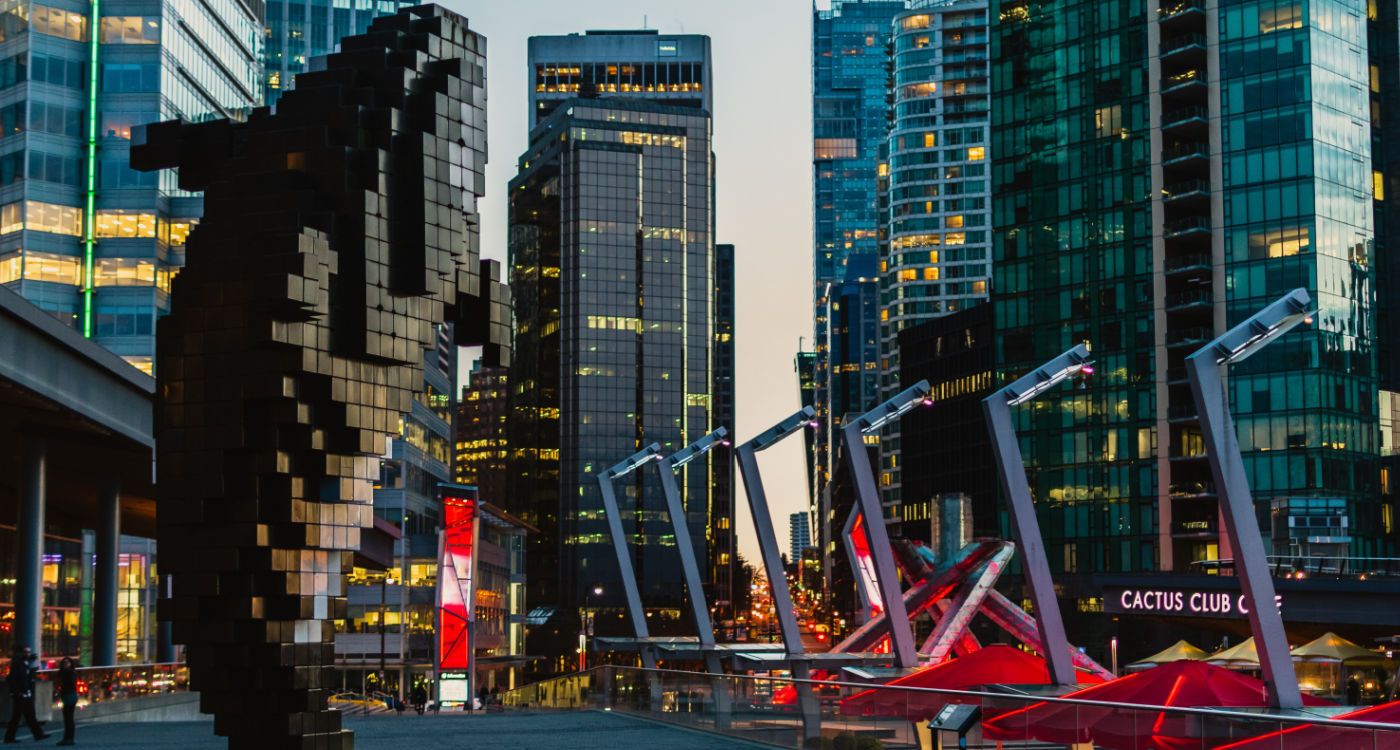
[81,0,99,337]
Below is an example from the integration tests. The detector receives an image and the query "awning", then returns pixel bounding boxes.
[1207,638,1261,670]
[1291,633,1388,666]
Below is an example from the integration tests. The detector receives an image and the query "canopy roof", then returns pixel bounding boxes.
[1291,633,1387,666]
[1128,640,1209,671]
[1207,638,1260,668]
[983,660,1332,750]
[1215,700,1400,750]
[838,645,1103,720]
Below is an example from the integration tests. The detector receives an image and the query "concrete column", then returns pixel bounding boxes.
[15,440,46,658]
[92,481,120,666]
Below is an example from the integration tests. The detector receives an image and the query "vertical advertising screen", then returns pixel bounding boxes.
[437,494,478,671]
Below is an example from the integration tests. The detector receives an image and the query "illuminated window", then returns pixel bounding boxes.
[160,217,197,246]
[1372,65,1382,94]
[1094,106,1122,138]
[814,138,857,159]
[0,202,18,234]
[901,82,937,99]
[945,233,966,245]
[1259,3,1302,31]
[923,133,936,148]
[947,215,965,228]
[22,250,81,285]
[27,201,82,236]
[94,258,156,287]
[31,5,88,42]
[877,162,888,177]
[923,267,939,280]
[123,355,153,375]
[99,16,159,43]
[972,280,987,295]
[967,146,985,161]
[0,250,18,283]
[900,14,931,30]
[96,210,157,238]
[928,251,939,263]
[897,268,917,282]
[1375,170,1385,201]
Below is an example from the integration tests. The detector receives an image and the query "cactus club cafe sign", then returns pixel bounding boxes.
[1105,587,1283,619]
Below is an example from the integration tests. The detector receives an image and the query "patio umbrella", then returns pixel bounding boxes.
[1214,699,1400,750]
[1291,633,1387,666]
[1128,640,1210,671]
[837,645,1104,720]
[1207,638,1261,670]
[982,660,1332,750]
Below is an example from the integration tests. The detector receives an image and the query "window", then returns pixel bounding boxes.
[26,201,82,236]
[0,54,25,88]
[28,101,82,137]
[22,250,81,285]
[897,268,917,281]
[1259,3,1302,32]
[99,156,157,189]
[102,63,159,92]
[1094,106,1122,138]
[101,110,156,140]
[31,4,87,41]
[0,250,17,283]
[1375,170,1385,201]
[0,101,23,135]
[100,16,159,44]
[923,132,936,148]
[94,257,156,286]
[0,202,17,233]
[967,146,986,161]
[29,151,80,186]
[923,267,939,280]
[814,138,857,159]
[159,218,197,246]
[96,210,157,238]
[900,14,931,30]
[31,53,81,88]
[94,305,152,336]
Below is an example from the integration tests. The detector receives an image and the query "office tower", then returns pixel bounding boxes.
[790,512,812,562]
[991,0,1390,586]
[879,0,991,517]
[812,0,908,517]
[893,303,995,542]
[527,30,711,129]
[0,0,262,373]
[455,362,510,503]
[508,96,716,659]
[262,0,415,105]
[712,243,736,618]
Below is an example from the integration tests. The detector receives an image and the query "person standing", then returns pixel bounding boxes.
[4,646,47,743]
[410,684,426,715]
[55,658,77,746]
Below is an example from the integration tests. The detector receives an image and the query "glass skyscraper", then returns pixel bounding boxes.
[508,98,717,661]
[812,0,907,517]
[262,0,412,105]
[0,0,261,373]
[879,0,992,515]
[990,0,1392,586]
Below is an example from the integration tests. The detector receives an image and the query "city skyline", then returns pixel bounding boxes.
[450,0,815,561]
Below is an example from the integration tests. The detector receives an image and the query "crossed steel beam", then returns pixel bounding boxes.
[1186,288,1312,710]
[596,443,664,668]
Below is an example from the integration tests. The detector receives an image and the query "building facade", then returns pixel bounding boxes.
[455,362,509,505]
[712,242,736,618]
[0,0,262,373]
[508,96,716,664]
[527,30,711,129]
[789,511,812,561]
[261,0,413,105]
[812,0,908,519]
[990,0,1390,587]
[879,0,991,519]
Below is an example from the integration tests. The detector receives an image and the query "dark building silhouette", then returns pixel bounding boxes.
[455,364,510,505]
[712,243,737,619]
[136,7,508,748]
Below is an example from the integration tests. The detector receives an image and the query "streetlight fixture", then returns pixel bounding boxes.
[984,343,1094,687]
[580,584,603,671]
[1186,288,1312,709]
[735,407,818,654]
[596,443,663,668]
[841,381,933,668]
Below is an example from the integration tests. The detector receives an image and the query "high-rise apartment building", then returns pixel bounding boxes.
[262,0,413,105]
[812,0,908,516]
[455,362,509,505]
[0,0,262,373]
[527,30,711,129]
[508,95,716,661]
[990,0,1391,587]
[790,511,812,561]
[878,0,992,517]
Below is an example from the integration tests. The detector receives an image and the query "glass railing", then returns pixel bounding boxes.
[35,662,189,712]
[1190,556,1400,579]
[503,665,1400,750]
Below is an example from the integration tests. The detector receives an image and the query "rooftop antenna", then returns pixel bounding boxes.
[643,14,648,29]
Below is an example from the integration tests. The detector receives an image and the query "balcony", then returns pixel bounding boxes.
[1161,105,1208,134]
[1164,216,1211,238]
[1165,288,1213,312]
[1160,32,1207,61]
[1162,69,1207,97]
[1163,179,1210,204]
[1169,480,1216,499]
[1172,518,1219,538]
[1162,141,1209,167]
[1159,0,1206,26]
[1164,252,1211,280]
[1167,402,1199,423]
[1165,325,1212,349]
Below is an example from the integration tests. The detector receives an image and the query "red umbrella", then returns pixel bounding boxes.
[1214,700,1400,750]
[838,645,1104,721]
[982,660,1332,750]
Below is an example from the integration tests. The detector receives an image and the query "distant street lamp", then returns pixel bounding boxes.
[580,584,603,670]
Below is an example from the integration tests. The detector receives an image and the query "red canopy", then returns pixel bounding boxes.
[838,645,1104,721]
[1214,700,1400,750]
[982,660,1332,750]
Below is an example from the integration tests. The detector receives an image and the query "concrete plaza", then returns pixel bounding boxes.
[50,710,764,749]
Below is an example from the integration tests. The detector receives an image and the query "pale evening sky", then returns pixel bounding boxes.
[445,0,819,564]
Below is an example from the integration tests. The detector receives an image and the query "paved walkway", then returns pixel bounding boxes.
[42,710,764,749]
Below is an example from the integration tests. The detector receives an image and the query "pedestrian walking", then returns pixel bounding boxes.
[56,658,77,746]
[4,646,48,743]
[410,684,427,715]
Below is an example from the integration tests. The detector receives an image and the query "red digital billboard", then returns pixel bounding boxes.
[437,494,478,670]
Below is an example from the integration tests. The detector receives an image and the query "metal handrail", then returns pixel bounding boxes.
[518,668,1400,733]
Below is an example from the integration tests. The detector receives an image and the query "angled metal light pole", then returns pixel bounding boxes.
[734,406,817,655]
[983,344,1093,687]
[1186,288,1312,710]
[655,427,730,650]
[596,442,664,668]
[841,381,933,669]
